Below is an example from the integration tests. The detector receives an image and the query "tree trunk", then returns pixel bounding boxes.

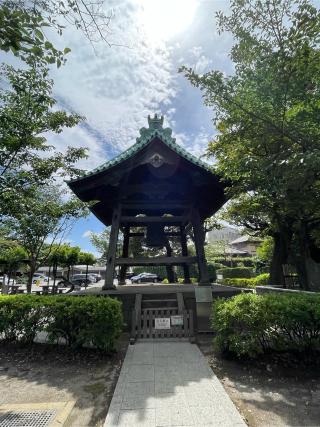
[52,263,57,294]
[7,270,12,294]
[85,264,88,289]
[294,223,311,290]
[27,261,37,294]
[269,231,290,287]
[165,243,175,283]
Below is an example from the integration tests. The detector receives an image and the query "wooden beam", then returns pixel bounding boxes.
[119,225,130,285]
[165,243,175,283]
[103,205,121,290]
[128,231,181,237]
[191,208,210,285]
[115,256,197,266]
[121,203,191,210]
[120,215,188,225]
[180,225,191,284]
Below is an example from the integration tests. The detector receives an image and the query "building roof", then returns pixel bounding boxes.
[225,247,248,255]
[68,115,227,225]
[230,235,262,245]
[69,114,211,184]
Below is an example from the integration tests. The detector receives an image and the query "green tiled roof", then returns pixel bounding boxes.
[70,115,211,182]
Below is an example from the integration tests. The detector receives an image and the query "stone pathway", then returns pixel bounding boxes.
[104,341,246,427]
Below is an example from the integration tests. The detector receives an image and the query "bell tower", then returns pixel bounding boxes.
[68,114,226,289]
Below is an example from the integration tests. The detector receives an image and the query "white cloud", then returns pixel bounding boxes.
[47,0,178,160]
[82,230,92,238]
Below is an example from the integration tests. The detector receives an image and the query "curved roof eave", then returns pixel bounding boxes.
[67,115,213,185]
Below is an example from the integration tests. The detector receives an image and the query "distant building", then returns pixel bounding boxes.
[207,226,241,244]
[229,235,262,256]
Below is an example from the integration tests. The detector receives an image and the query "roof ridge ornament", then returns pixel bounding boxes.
[139,114,173,143]
[148,113,164,129]
[68,115,212,183]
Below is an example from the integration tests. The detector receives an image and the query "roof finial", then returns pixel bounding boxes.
[148,114,164,130]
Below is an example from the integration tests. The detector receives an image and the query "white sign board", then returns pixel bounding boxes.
[171,315,184,326]
[195,287,213,303]
[154,318,171,329]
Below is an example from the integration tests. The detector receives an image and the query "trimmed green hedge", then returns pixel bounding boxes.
[223,273,269,288]
[211,257,255,267]
[0,295,123,351]
[217,267,254,279]
[212,293,320,357]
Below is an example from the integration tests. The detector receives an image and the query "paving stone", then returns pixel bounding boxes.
[125,381,155,396]
[116,408,156,427]
[104,342,246,427]
[155,381,186,395]
[121,394,157,410]
[127,364,155,382]
[156,406,194,426]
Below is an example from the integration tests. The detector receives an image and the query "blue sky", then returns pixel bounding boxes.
[44,0,235,256]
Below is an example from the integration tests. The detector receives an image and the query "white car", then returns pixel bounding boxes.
[33,273,49,283]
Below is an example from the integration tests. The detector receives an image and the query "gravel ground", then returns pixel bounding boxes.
[0,334,129,427]
[197,335,320,427]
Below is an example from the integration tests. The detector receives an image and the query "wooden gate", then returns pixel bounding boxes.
[130,294,194,342]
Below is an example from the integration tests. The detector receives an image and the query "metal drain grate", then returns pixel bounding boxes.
[0,409,57,427]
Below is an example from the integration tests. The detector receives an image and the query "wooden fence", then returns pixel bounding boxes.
[131,308,194,341]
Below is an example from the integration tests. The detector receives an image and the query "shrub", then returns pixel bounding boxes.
[0,295,122,352]
[176,264,199,280]
[0,295,47,344]
[207,264,217,282]
[222,273,270,288]
[255,273,269,286]
[212,293,320,357]
[162,278,169,284]
[217,267,254,279]
[222,278,256,288]
[211,257,255,267]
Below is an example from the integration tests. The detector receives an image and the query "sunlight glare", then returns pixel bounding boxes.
[138,0,197,43]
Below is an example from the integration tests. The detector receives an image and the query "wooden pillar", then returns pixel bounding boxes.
[180,226,191,284]
[119,225,130,285]
[103,205,121,290]
[165,242,175,283]
[191,209,210,285]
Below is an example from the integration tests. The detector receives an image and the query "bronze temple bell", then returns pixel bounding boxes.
[146,223,168,248]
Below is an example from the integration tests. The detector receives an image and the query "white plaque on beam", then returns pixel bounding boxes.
[171,315,184,326]
[155,318,171,329]
[195,287,213,303]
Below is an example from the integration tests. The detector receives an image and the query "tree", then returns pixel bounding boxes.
[256,237,274,267]
[2,185,87,292]
[63,246,81,281]
[0,63,87,215]
[0,0,112,66]
[182,0,320,289]
[79,251,96,285]
[0,245,27,292]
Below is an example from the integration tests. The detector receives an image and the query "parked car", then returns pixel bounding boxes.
[125,271,135,279]
[131,272,159,283]
[56,277,82,289]
[33,273,49,283]
[89,273,102,282]
[71,273,96,283]
[57,274,95,288]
